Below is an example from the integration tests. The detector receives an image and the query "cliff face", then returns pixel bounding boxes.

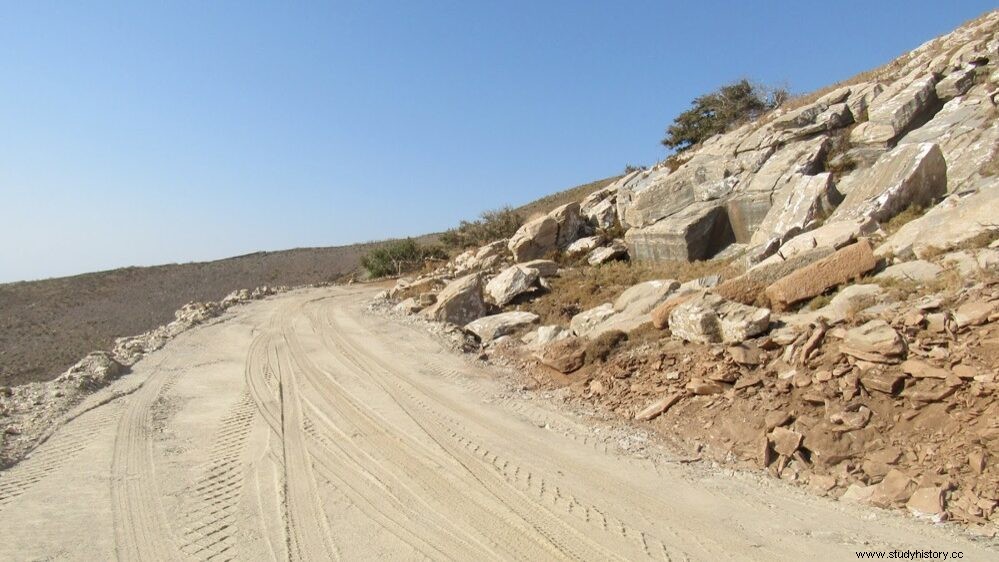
[614,10,998,267]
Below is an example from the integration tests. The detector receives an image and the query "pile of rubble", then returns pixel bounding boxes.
[374,11,999,533]
[0,285,283,468]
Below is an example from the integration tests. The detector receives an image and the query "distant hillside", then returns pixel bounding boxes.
[0,239,419,387]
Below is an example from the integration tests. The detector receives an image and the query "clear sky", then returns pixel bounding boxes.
[2,1,995,283]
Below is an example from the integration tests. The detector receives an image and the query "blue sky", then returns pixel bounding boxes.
[2,1,995,282]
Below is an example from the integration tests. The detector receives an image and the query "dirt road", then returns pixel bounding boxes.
[0,286,992,560]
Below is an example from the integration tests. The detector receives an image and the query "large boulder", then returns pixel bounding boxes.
[569,303,616,336]
[584,197,617,229]
[830,143,947,224]
[851,75,938,145]
[550,202,585,248]
[508,215,558,262]
[728,136,831,242]
[566,236,603,256]
[896,94,999,193]
[508,202,583,261]
[523,325,572,349]
[875,260,943,284]
[619,167,703,230]
[714,245,835,305]
[421,273,486,326]
[771,88,853,140]
[624,202,734,262]
[588,240,629,265]
[575,279,681,337]
[581,185,619,229]
[465,312,540,343]
[876,184,999,260]
[485,265,540,306]
[668,293,771,344]
[757,217,877,266]
[519,259,559,277]
[935,67,975,100]
[845,82,885,122]
[764,240,878,311]
[750,173,838,248]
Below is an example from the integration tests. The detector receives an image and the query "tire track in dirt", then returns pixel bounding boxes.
[178,392,256,561]
[283,324,526,561]
[110,364,182,562]
[319,296,750,561]
[0,402,123,511]
[306,299,640,561]
[244,309,340,562]
[273,340,341,561]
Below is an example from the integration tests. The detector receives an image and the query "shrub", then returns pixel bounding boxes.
[585,330,628,364]
[439,206,523,250]
[360,239,447,278]
[662,79,787,152]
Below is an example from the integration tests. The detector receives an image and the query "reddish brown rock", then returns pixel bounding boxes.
[765,411,793,430]
[714,246,834,305]
[902,380,957,403]
[906,487,946,517]
[769,427,803,457]
[860,372,905,395]
[870,469,916,507]
[764,240,877,311]
[650,291,700,329]
[900,359,949,379]
[535,337,586,374]
[686,378,725,395]
[727,344,762,366]
[841,320,907,363]
[968,451,988,475]
[634,392,682,421]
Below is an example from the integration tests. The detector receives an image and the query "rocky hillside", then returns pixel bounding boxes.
[376,11,999,534]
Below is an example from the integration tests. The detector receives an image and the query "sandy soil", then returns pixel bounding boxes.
[0,285,993,560]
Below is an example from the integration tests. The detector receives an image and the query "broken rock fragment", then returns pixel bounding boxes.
[841,320,907,364]
[668,293,771,344]
[536,337,587,374]
[764,240,877,311]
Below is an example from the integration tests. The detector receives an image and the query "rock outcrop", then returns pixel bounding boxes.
[509,203,584,262]
[422,274,486,326]
[668,293,771,344]
[485,265,540,306]
[465,311,540,343]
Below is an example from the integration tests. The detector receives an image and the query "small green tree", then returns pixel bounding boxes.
[661,79,786,152]
[360,239,446,278]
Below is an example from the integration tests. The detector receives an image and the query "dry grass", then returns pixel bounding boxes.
[806,293,834,311]
[883,204,928,235]
[584,330,628,364]
[868,264,967,300]
[918,229,999,260]
[519,258,741,326]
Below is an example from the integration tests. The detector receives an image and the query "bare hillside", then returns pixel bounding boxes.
[0,241,404,386]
